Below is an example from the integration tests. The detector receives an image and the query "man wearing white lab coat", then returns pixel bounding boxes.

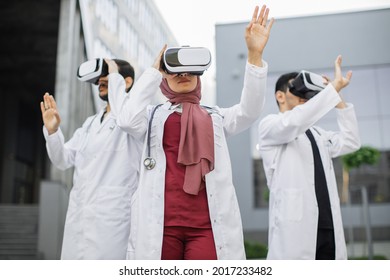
[258,56,360,259]
[40,59,142,259]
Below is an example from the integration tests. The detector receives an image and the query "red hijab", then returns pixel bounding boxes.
[160,76,214,195]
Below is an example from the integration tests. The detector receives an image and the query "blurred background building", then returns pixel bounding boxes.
[0,0,389,260]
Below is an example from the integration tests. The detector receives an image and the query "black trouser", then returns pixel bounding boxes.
[315,228,336,260]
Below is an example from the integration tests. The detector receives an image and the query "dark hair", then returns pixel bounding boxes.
[113,59,135,92]
[274,72,299,107]
[275,72,299,94]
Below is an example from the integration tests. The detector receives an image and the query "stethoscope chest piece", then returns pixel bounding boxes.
[144,157,156,170]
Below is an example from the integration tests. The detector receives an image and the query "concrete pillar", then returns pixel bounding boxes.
[37,180,69,259]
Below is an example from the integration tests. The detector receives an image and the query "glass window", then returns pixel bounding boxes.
[95,0,118,34]
[125,0,139,15]
[119,17,138,59]
[93,39,114,58]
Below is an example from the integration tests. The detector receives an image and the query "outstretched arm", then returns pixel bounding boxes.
[107,48,165,138]
[259,55,353,147]
[221,5,273,136]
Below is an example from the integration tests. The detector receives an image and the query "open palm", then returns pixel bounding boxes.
[40,92,61,134]
[245,5,274,55]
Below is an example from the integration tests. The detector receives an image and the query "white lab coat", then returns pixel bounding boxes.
[109,62,268,259]
[258,85,361,259]
[43,73,143,259]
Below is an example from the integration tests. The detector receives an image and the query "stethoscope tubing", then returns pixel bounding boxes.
[144,104,163,169]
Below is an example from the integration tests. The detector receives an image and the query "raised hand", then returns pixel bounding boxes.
[104,58,119,74]
[40,92,61,135]
[153,44,167,73]
[331,55,353,93]
[245,5,275,66]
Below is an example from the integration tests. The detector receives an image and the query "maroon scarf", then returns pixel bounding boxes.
[160,77,214,195]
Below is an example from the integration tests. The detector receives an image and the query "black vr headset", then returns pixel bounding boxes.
[77,58,109,85]
[161,47,211,75]
[289,70,326,100]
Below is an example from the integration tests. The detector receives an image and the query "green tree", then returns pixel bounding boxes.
[340,146,380,203]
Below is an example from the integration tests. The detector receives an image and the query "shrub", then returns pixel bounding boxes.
[244,240,268,259]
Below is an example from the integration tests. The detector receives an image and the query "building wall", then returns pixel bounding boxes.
[215,8,390,243]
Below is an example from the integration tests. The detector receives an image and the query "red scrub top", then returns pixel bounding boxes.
[163,112,212,228]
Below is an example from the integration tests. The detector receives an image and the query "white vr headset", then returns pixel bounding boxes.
[162,47,211,75]
[289,70,326,99]
[77,58,108,84]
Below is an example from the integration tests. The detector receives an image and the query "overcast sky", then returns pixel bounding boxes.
[154,0,390,50]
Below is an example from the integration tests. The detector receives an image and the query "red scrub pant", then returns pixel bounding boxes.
[161,226,217,260]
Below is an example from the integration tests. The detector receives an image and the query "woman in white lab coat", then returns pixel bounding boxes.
[41,60,143,259]
[258,56,361,259]
[109,6,274,260]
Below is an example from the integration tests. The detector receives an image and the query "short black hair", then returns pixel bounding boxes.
[275,72,299,94]
[113,59,135,92]
[274,72,299,107]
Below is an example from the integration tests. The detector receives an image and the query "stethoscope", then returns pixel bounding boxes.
[142,104,220,170]
[143,104,163,170]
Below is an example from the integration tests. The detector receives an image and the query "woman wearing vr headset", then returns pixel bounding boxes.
[109,5,274,260]
[257,56,360,259]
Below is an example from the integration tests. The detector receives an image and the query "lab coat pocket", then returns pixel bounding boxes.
[96,185,132,223]
[281,189,303,222]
